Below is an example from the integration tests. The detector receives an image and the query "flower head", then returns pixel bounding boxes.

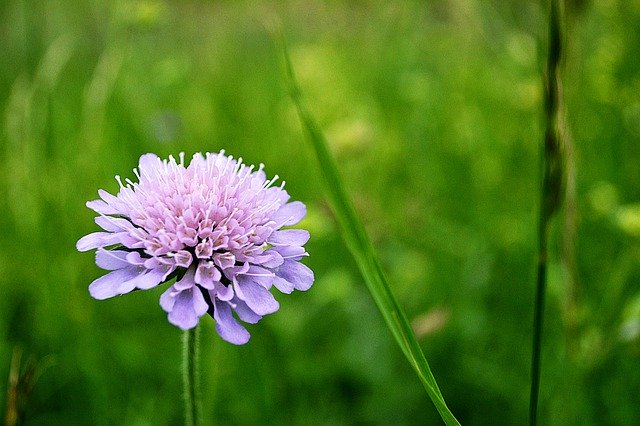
[77,151,314,344]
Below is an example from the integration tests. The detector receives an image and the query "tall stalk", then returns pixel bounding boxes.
[530,0,565,424]
[183,326,201,426]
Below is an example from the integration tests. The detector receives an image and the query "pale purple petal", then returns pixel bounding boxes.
[89,267,145,299]
[266,186,290,205]
[159,287,175,312]
[274,245,308,260]
[213,299,250,345]
[95,250,130,270]
[76,232,123,251]
[193,289,209,316]
[252,250,284,268]
[272,201,306,227]
[162,286,209,330]
[213,252,235,270]
[124,266,171,290]
[125,251,146,265]
[195,261,221,290]
[214,281,234,301]
[95,216,132,233]
[118,233,146,249]
[234,276,279,315]
[233,298,262,324]
[143,257,162,269]
[168,292,199,329]
[276,260,314,291]
[243,265,275,289]
[98,189,121,209]
[222,263,250,281]
[138,153,161,178]
[268,229,310,246]
[272,276,295,294]
[174,250,193,268]
[174,267,196,291]
[86,199,118,215]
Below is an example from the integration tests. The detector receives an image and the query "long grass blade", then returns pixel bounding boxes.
[278,36,460,425]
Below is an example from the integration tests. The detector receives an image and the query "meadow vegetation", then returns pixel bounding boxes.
[1,1,639,424]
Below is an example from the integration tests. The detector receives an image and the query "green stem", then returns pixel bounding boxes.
[183,326,201,426]
[530,0,564,424]
[530,218,549,426]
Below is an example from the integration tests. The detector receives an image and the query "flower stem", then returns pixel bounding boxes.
[183,326,201,426]
[530,0,564,424]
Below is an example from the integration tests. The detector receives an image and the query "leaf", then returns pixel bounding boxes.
[277,34,460,426]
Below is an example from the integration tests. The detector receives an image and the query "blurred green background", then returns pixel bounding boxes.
[1,0,639,424]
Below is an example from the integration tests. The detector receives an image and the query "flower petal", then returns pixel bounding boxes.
[76,232,123,252]
[252,250,284,268]
[174,250,193,268]
[195,261,221,290]
[168,292,199,329]
[86,199,119,215]
[243,265,275,289]
[161,286,209,330]
[98,189,121,210]
[234,276,279,315]
[222,262,250,281]
[213,299,250,345]
[272,276,294,294]
[193,288,209,316]
[159,287,176,312]
[173,267,196,291]
[95,250,130,270]
[138,153,161,178]
[124,266,172,291]
[95,216,132,232]
[214,281,234,301]
[88,266,144,300]
[125,251,146,265]
[273,245,307,260]
[233,298,262,324]
[213,252,236,270]
[268,229,310,246]
[276,260,314,291]
[272,201,306,227]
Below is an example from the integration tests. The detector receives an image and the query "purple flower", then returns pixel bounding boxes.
[77,151,314,344]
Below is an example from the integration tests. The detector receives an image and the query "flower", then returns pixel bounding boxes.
[77,151,314,344]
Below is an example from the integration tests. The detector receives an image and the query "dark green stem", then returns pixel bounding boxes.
[530,218,549,426]
[530,0,564,424]
[183,326,201,426]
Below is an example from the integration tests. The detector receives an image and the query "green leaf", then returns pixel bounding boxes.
[277,35,461,426]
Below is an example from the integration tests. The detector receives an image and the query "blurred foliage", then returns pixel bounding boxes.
[0,0,639,424]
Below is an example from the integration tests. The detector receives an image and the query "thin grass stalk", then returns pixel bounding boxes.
[5,348,21,426]
[530,0,565,424]
[4,347,54,426]
[559,12,578,360]
[277,36,459,425]
[183,326,201,426]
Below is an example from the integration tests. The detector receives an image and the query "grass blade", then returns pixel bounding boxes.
[278,36,460,425]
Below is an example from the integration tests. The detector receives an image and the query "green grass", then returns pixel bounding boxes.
[1,1,640,424]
